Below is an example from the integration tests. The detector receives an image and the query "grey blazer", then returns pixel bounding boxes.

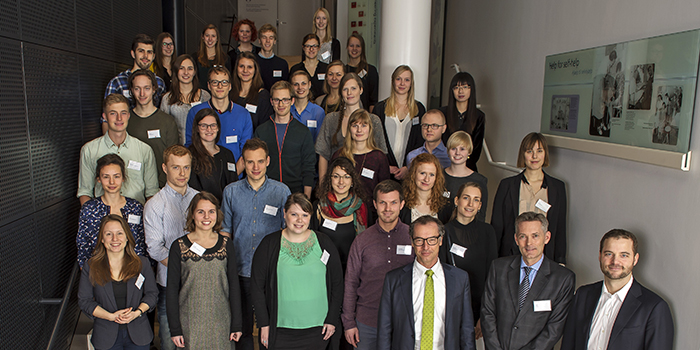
[78,256,157,349]
[481,255,575,350]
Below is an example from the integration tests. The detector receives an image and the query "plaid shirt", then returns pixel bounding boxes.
[104,69,166,107]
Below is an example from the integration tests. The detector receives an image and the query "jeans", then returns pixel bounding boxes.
[157,284,176,350]
[104,329,148,350]
[238,276,263,350]
[356,320,378,350]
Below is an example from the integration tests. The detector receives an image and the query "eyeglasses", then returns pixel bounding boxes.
[272,98,292,105]
[452,85,470,91]
[412,236,441,246]
[304,44,320,49]
[421,123,444,130]
[198,123,219,130]
[162,42,174,47]
[331,174,352,181]
[209,79,230,87]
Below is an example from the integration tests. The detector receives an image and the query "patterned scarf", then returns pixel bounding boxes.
[319,192,367,234]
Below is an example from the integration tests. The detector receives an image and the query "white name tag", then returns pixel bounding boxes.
[147,129,161,139]
[533,300,552,312]
[535,199,551,213]
[263,205,278,216]
[321,249,330,265]
[307,120,317,128]
[189,242,206,256]
[443,191,450,198]
[246,104,257,113]
[321,51,331,60]
[361,168,375,179]
[127,214,141,224]
[226,135,238,144]
[397,245,412,255]
[412,117,420,125]
[450,243,467,257]
[318,73,325,80]
[135,274,145,289]
[227,162,236,172]
[273,70,282,77]
[127,160,142,171]
[358,69,367,78]
[322,219,338,231]
[122,90,131,98]
[190,101,202,107]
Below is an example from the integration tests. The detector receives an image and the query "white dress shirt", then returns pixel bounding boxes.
[385,113,414,167]
[412,259,446,350]
[588,276,634,350]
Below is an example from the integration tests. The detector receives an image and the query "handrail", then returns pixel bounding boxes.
[483,139,522,173]
[46,261,80,350]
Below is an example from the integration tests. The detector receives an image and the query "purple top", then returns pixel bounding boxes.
[342,221,414,329]
[332,149,390,199]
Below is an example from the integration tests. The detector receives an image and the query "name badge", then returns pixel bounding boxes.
[535,199,551,213]
[127,214,141,224]
[443,191,450,198]
[412,117,420,125]
[358,69,367,78]
[307,120,317,128]
[190,101,202,107]
[396,245,412,255]
[322,219,338,231]
[318,73,326,80]
[263,205,278,216]
[273,70,282,77]
[321,250,330,265]
[246,104,257,113]
[321,51,331,60]
[533,300,552,312]
[450,243,467,257]
[227,162,236,172]
[127,160,142,171]
[122,90,131,98]
[147,129,161,139]
[361,168,375,179]
[226,135,238,144]
[189,242,206,256]
[135,274,145,289]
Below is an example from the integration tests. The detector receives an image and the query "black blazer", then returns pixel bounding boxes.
[481,255,575,350]
[377,262,476,350]
[78,256,158,349]
[250,230,344,349]
[491,170,568,264]
[440,106,485,172]
[374,100,426,170]
[561,279,674,350]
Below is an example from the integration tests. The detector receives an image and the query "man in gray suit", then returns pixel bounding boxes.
[481,212,575,350]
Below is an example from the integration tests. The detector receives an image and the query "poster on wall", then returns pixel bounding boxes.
[540,29,700,154]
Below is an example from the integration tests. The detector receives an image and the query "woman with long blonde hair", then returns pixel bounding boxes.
[312,8,340,64]
[400,153,449,224]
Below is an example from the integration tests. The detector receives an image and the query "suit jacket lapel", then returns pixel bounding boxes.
[608,280,642,345]
[582,282,603,342]
[515,258,551,322]
[543,171,557,209]
[105,281,118,311]
[508,257,521,314]
[443,265,455,332]
[400,264,415,333]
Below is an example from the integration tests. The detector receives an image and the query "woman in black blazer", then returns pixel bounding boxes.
[78,214,157,350]
[491,132,568,264]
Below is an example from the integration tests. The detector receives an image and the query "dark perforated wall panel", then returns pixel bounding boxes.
[19,0,77,51]
[0,0,20,40]
[37,201,79,299]
[79,56,116,143]
[113,0,141,64]
[76,0,114,60]
[0,38,33,227]
[140,0,164,39]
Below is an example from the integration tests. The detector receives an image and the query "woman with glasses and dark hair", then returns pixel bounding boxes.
[167,192,243,349]
[252,193,343,350]
[188,108,238,202]
[195,24,232,91]
[290,34,329,99]
[440,72,485,172]
[153,32,175,90]
[161,54,211,144]
[345,33,378,112]
[230,51,273,129]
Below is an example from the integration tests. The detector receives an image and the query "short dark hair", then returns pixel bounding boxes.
[95,153,127,181]
[515,211,549,234]
[374,179,404,201]
[600,229,638,255]
[242,138,269,158]
[132,34,154,52]
[409,215,445,238]
[517,132,550,168]
[284,193,313,214]
[128,69,158,92]
[185,192,223,233]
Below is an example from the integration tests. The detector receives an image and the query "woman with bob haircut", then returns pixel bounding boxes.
[161,54,211,144]
[374,65,426,181]
[167,191,243,349]
[251,193,343,350]
[195,24,232,91]
[440,72,485,172]
[399,153,449,224]
[228,18,260,64]
[312,8,340,64]
[443,131,488,222]
[78,214,157,350]
[491,132,568,264]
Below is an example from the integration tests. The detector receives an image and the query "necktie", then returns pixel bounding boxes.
[420,270,435,350]
[518,266,532,310]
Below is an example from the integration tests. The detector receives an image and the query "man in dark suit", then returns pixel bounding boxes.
[481,212,575,350]
[377,215,476,350]
[561,229,674,349]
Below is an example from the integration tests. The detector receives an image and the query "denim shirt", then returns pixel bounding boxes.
[221,176,291,277]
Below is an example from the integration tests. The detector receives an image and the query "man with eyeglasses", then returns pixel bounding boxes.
[406,109,452,169]
[254,80,315,197]
[185,66,253,176]
[377,215,476,350]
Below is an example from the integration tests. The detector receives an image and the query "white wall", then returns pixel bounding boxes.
[442,1,700,349]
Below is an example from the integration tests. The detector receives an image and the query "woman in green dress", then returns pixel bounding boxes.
[251,193,344,350]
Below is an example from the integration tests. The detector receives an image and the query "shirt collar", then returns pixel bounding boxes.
[414,257,443,275]
[103,131,132,149]
[521,254,545,273]
[162,183,195,198]
[519,170,549,189]
[421,141,447,154]
[244,175,269,192]
[258,51,275,59]
[375,220,406,235]
[602,275,634,303]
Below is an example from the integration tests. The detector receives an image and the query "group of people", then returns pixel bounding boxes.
[75,8,673,350]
